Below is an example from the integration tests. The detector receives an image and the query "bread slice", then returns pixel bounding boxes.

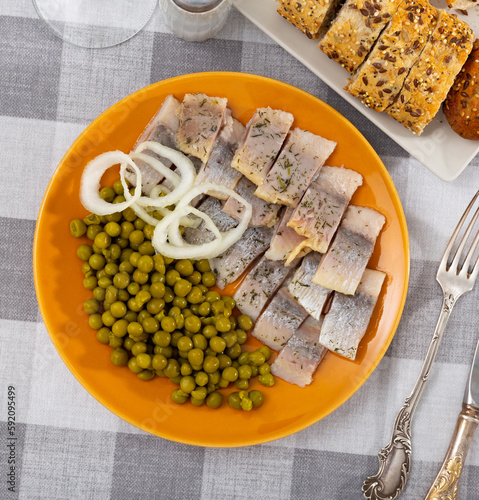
[345,0,438,112]
[386,10,473,134]
[319,0,403,73]
[278,0,345,40]
[446,0,477,9]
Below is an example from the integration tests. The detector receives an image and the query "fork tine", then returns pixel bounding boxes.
[440,190,479,269]
[450,201,479,271]
[462,226,479,275]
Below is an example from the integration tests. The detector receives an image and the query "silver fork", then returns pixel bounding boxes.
[362,190,479,500]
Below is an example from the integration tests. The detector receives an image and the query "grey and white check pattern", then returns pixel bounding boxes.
[1,1,479,499]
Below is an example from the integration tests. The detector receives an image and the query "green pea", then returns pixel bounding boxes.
[84,298,100,315]
[172,389,188,404]
[248,351,266,367]
[190,397,204,406]
[238,352,250,366]
[123,337,135,351]
[89,253,106,271]
[228,392,242,410]
[163,287,175,303]
[237,314,253,331]
[137,255,153,273]
[93,232,111,250]
[187,348,204,367]
[128,357,143,374]
[211,300,225,316]
[195,259,211,273]
[70,219,87,238]
[100,186,115,202]
[152,354,168,371]
[238,364,252,380]
[122,206,136,221]
[203,355,220,373]
[180,376,196,394]
[112,319,128,337]
[88,314,103,330]
[105,211,122,222]
[184,315,201,334]
[180,362,193,376]
[172,296,187,309]
[217,353,232,370]
[112,180,124,195]
[205,291,220,303]
[129,229,144,247]
[235,378,249,390]
[127,282,140,296]
[187,270,202,285]
[202,271,216,288]
[217,377,229,389]
[175,259,194,277]
[136,353,152,369]
[164,359,180,378]
[259,374,275,387]
[155,346,173,358]
[198,301,211,316]
[209,336,226,354]
[259,363,271,375]
[146,298,165,315]
[221,331,237,348]
[222,296,236,310]
[186,286,203,304]
[134,218,145,230]
[222,366,238,382]
[110,347,128,366]
[86,224,102,241]
[249,390,264,408]
[138,241,155,256]
[195,371,209,387]
[236,329,247,345]
[132,269,149,285]
[109,332,123,348]
[174,279,192,298]
[226,343,242,360]
[191,386,207,401]
[206,392,222,409]
[177,336,193,352]
[137,370,155,381]
[77,244,93,262]
[258,345,272,361]
[101,310,116,327]
[203,325,217,339]
[96,327,111,344]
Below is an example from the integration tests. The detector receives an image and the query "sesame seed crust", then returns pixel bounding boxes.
[319,0,403,73]
[278,0,342,39]
[386,10,474,135]
[345,0,439,112]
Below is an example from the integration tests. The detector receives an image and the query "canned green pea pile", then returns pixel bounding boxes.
[70,181,275,410]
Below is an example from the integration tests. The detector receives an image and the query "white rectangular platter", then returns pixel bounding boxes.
[233,0,479,181]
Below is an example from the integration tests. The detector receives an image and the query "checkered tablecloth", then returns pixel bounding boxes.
[1,1,479,499]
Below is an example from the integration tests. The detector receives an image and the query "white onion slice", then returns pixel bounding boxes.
[152,183,252,260]
[80,151,142,216]
[134,141,196,208]
[150,184,171,198]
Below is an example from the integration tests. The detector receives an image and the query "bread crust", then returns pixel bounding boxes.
[319,0,403,73]
[345,0,438,112]
[386,10,473,135]
[444,40,479,140]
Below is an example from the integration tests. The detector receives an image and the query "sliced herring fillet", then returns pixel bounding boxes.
[210,224,275,290]
[312,205,385,295]
[265,207,308,262]
[233,256,296,321]
[125,94,180,194]
[222,176,281,227]
[194,110,245,199]
[320,268,386,360]
[288,253,332,320]
[183,197,237,246]
[177,93,228,163]
[287,166,363,253]
[278,0,346,40]
[254,128,336,207]
[271,317,327,387]
[346,0,438,112]
[319,0,403,73]
[386,10,474,135]
[231,107,294,186]
[252,288,309,351]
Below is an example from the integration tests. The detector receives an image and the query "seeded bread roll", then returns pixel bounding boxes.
[444,40,479,140]
[277,0,344,39]
[319,0,403,73]
[386,10,473,135]
[345,0,438,112]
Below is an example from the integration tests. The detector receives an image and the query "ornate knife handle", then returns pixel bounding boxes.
[362,294,455,500]
[424,404,479,500]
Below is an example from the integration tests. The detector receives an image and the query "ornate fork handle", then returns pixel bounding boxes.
[362,292,457,500]
[424,404,479,500]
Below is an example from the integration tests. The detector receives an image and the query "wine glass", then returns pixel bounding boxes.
[32,0,158,48]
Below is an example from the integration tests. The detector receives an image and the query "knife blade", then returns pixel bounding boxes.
[424,338,479,500]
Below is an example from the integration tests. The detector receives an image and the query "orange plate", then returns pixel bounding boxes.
[33,72,409,447]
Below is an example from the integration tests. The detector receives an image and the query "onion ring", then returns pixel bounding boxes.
[80,151,141,216]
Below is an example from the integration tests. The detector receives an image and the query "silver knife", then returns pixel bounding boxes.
[424,337,479,500]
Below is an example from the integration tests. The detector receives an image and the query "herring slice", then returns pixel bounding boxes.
[287,166,363,253]
[194,110,245,199]
[231,107,294,186]
[177,93,228,163]
[288,253,332,320]
[320,269,386,360]
[271,317,327,387]
[312,205,385,295]
[210,224,275,290]
[222,176,281,227]
[254,128,336,207]
[125,95,180,194]
[233,256,296,321]
[264,207,308,262]
[252,287,309,351]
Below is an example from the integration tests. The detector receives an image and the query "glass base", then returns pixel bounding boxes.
[32,0,157,48]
